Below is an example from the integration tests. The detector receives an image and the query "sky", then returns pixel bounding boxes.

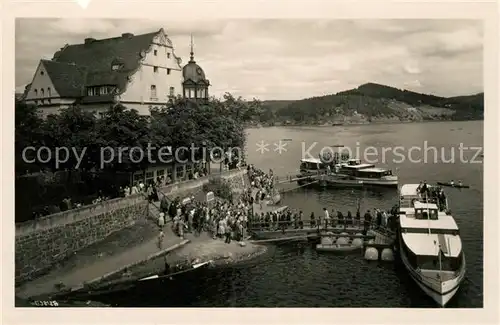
[15,19,483,100]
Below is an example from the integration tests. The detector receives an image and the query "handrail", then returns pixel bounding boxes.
[248,217,395,231]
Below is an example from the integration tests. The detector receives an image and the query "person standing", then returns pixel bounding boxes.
[376,208,382,229]
[158,212,165,229]
[381,210,388,228]
[363,210,372,234]
[323,208,330,229]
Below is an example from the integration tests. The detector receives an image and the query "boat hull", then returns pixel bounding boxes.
[396,234,465,307]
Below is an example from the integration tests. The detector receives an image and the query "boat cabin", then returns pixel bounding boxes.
[412,202,439,220]
[345,158,361,166]
[337,164,375,176]
[355,167,393,179]
[299,158,327,172]
[399,201,462,272]
[399,184,448,212]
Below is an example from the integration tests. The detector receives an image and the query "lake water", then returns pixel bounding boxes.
[100,121,484,308]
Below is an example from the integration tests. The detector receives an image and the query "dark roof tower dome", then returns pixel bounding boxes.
[182,35,208,84]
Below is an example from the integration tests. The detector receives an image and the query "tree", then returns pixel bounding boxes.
[15,100,45,174]
[42,105,99,171]
[150,96,248,167]
[95,104,151,172]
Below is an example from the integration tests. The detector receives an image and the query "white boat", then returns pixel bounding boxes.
[397,184,466,307]
[335,158,398,187]
[297,154,398,187]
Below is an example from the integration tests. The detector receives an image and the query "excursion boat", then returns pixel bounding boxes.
[296,154,398,187]
[396,184,466,307]
[334,158,398,187]
[296,157,326,185]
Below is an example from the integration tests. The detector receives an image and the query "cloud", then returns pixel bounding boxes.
[15,18,483,100]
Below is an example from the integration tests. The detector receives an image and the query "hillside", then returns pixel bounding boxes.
[262,83,483,125]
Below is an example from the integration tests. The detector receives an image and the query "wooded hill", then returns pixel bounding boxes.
[260,83,484,125]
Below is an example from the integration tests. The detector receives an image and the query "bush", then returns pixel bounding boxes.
[203,178,233,202]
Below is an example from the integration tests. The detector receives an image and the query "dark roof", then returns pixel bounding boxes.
[46,30,161,97]
[183,58,209,85]
[41,60,87,97]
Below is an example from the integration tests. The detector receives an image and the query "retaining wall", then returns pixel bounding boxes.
[15,168,248,285]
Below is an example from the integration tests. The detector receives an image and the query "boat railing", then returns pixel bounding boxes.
[248,217,396,233]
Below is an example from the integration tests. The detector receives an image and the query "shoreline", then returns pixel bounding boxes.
[244,118,483,129]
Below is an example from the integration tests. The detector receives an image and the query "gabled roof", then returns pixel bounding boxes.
[45,30,160,97]
[53,31,158,74]
[41,59,87,98]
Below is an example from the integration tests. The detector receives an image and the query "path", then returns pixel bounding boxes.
[15,220,186,299]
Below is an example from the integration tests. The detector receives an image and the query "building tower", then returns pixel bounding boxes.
[182,35,210,102]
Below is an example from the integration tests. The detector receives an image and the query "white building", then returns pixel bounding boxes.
[22,28,207,117]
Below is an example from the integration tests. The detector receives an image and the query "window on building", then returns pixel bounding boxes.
[133,173,144,183]
[167,53,170,58]
[40,71,44,75]
[41,88,45,97]
[154,49,158,56]
[176,165,185,180]
[87,87,95,96]
[101,87,108,95]
[153,66,158,73]
[34,89,38,97]
[150,85,157,99]
[112,64,120,71]
[167,68,171,75]
[166,167,173,181]
[145,171,154,181]
[47,87,51,97]
[169,86,175,97]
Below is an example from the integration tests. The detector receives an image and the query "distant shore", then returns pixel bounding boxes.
[244,118,483,129]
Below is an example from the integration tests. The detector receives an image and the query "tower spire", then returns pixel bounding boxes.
[190,33,195,62]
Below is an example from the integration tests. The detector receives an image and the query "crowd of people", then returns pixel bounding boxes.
[155,194,252,244]
[154,164,281,244]
[416,180,448,212]
[248,205,399,234]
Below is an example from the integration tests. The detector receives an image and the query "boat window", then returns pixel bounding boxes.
[402,228,459,235]
[416,254,462,272]
[414,208,438,220]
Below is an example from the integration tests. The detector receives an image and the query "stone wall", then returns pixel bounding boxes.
[15,194,148,285]
[158,168,248,199]
[15,168,248,285]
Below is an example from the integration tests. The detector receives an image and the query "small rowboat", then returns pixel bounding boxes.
[138,260,213,282]
[316,244,362,253]
[436,182,470,189]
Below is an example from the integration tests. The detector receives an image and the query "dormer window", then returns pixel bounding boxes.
[87,86,109,96]
[111,58,124,71]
